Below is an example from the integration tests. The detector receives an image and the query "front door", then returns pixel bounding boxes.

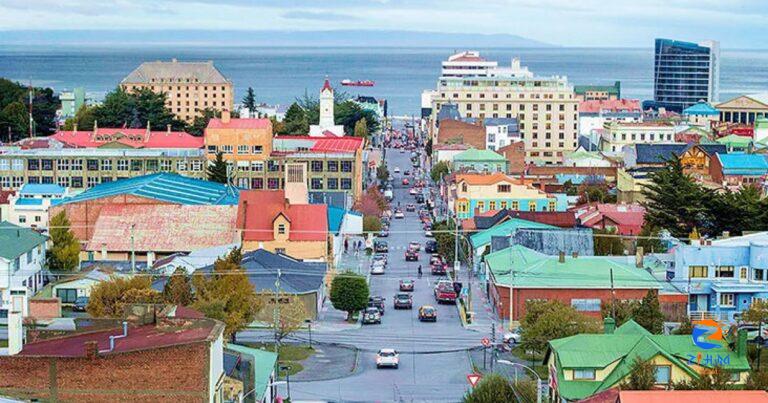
[697,294,709,312]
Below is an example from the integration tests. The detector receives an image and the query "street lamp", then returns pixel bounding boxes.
[497,360,543,403]
[239,381,286,403]
[304,319,313,349]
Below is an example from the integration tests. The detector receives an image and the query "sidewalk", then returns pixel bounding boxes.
[336,236,370,276]
[315,238,370,332]
[460,272,498,333]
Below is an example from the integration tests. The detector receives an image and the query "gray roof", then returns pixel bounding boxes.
[436,104,461,123]
[635,143,727,165]
[511,228,595,256]
[197,249,326,294]
[122,60,230,84]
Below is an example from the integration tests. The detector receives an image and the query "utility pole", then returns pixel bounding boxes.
[610,268,615,320]
[490,321,497,373]
[130,224,136,274]
[274,269,282,355]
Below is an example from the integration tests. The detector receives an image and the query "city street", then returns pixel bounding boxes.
[239,145,495,402]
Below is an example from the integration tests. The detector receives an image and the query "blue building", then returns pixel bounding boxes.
[651,38,720,113]
[673,232,768,322]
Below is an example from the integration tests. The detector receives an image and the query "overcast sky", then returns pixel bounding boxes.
[0,0,764,48]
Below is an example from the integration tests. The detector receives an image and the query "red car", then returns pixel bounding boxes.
[405,248,419,261]
[402,178,410,185]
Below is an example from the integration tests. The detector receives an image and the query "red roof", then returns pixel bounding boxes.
[574,203,645,235]
[619,391,768,403]
[206,118,271,130]
[579,99,641,114]
[311,137,363,153]
[322,79,333,92]
[0,190,15,204]
[238,190,327,242]
[18,320,219,357]
[508,211,576,228]
[53,128,203,149]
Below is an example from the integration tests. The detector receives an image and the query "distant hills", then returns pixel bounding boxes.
[0,29,553,48]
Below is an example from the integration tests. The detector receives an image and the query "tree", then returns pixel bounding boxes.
[672,366,732,390]
[592,228,625,256]
[462,373,516,403]
[642,156,716,238]
[430,161,450,183]
[674,318,693,335]
[163,267,194,306]
[521,300,600,355]
[91,87,185,130]
[363,215,382,233]
[47,211,81,271]
[280,102,308,134]
[87,276,162,318]
[334,101,379,136]
[622,357,656,390]
[1,101,28,141]
[636,224,667,253]
[353,186,389,216]
[207,152,229,184]
[425,137,433,158]
[242,87,257,118]
[193,248,262,338]
[746,371,768,391]
[742,299,768,325]
[563,180,579,196]
[600,299,640,327]
[330,272,369,321]
[432,219,469,265]
[63,104,97,131]
[577,183,616,204]
[187,107,220,136]
[262,294,308,343]
[376,162,389,184]
[353,117,369,138]
[634,290,664,334]
[0,78,60,137]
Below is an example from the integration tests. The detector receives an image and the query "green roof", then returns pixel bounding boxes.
[565,148,604,161]
[453,148,507,162]
[548,320,751,400]
[470,219,557,249]
[716,134,752,148]
[226,344,277,402]
[574,82,620,96]
[0,221,47,261]
[486,245,661,289]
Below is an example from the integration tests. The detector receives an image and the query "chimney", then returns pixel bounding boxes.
[84,341,99,359]
[222,109,231,124]
[737,329,748,357]
[635,246,644,268]
[167,124,171,134]
[8,311,23,355]
[73,123,78,134]
[571,251,578,258]
[101,243,107,260]
[722,231,730,239]
[603,317,616,334]
[558,251,565,263]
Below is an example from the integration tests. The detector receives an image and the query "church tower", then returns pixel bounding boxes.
[319,78,335,128]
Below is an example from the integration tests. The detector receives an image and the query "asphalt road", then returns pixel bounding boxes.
[239,146,491,402]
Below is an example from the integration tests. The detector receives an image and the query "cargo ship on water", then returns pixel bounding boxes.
[341,79,375,87]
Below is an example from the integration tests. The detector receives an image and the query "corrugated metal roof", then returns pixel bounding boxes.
[56,173,239,206]
[19,184,66,195]
[0,221,47,260]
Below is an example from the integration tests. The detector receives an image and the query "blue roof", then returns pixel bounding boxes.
[56,173,240,206]
[683,101,719,116]
[717,153,768,173]
[327,206,361,234]
[19,184,66,195]
[15,198,43,206]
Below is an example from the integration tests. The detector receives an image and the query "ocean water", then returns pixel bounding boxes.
[1,45,767,116]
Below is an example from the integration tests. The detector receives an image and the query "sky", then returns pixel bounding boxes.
[0,0,765,48]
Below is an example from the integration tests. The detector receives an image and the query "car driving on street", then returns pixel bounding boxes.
[374,240,388,253]
[418,305,437,322]
[376,349,399,369]
[394,209,405,219]
[362,307,382,325]
[425,240,438,253]
[405,247,419,261]
[368,296,386,315]
[408,241,421,251]
[370,260,386,275]
[393,293,413,309]
[399,279,414,291]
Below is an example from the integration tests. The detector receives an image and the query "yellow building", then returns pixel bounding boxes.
[599,121,676,155]
[121,59,234,122]
[430,55,579,164]
[545,319,750,402]
[451,173,565,219]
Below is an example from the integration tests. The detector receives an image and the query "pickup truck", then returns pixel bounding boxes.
[434,283,457,304]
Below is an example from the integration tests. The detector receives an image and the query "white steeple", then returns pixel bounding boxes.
[309,77,345,137]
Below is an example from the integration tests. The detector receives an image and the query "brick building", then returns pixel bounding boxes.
[0,315,226,402]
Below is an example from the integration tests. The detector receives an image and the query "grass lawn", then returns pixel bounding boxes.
[245,342,314,377]
[510,346,549,380]
[0,340,7,348]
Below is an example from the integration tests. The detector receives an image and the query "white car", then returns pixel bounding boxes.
[394,167,401,174]
[409,188,418,195]
[371,261,386,275]
[376,349,400,369]
[394,210,405,219]
[504,329,522,345]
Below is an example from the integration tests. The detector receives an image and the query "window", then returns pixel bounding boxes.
[754,268,766,281]
[18,215,26,224]
[461,183,468,192]
[311,178,323,190]
[689,265,708,278]
[117,160,129,171]
[252,161,264,172]
[237,145,249,154]
[71,159,83,171]
[341,178,352,190]
[500,201,508,209]
[654,366,671,384]
[41,159,53,170]
[511,201,519,210]
[498,184,511,193]
[311,161,323,172]
[458,202,468,213]
[528,201,537,211]
[130,160,142,171]
[71,177,83,188]
[573,369,595,380]
[87,177,99,188]
[251,178,264,189]
[161,160,172,171]
[176,160,187,171]
[100,159,112,171]
[0,159,9,170]
[268,161,280,172]
[252,145,263,154]
[327,161,339,172]
[716,266,734,278]
[56,288,78,304]
[327,178,339,190]
[489,201,496,210]
[548,200,556,211]
[571,299,601,312]
[341,161,352,172]
[740,267,748,280]
[720,293,735,307]
[275,248,286,255]
[477,201,485,211]
[221,145,233,154]
[28,159,40,170]
[86,159,99,171]
[277,224,286,234]
[267,178,279,189]
[207,145,218,154]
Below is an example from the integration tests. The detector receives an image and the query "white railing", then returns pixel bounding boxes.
[689,311,728,322]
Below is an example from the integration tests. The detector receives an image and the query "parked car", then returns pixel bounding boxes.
[373,253,388,265]
[394,209,405,219]
[406,203,416,212]
[434,282,457,304]
[73,296,89,312]
[416,194,425,204]
[418,305,438,322]
[404,170,411,176]
[405,248,419,261]
[402,178,410,186]
[504,328,522,345]
[409,188,419,195]
[399,279,415,292]
[379,228,390,237]
[374,241,389,253]
[376,349,400,369]
[362,307,382,325]
[425,240,438,253]
[371,261,386,275]
[369,296,386,315]
[408,241,421,251]
[393,293,413,309]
